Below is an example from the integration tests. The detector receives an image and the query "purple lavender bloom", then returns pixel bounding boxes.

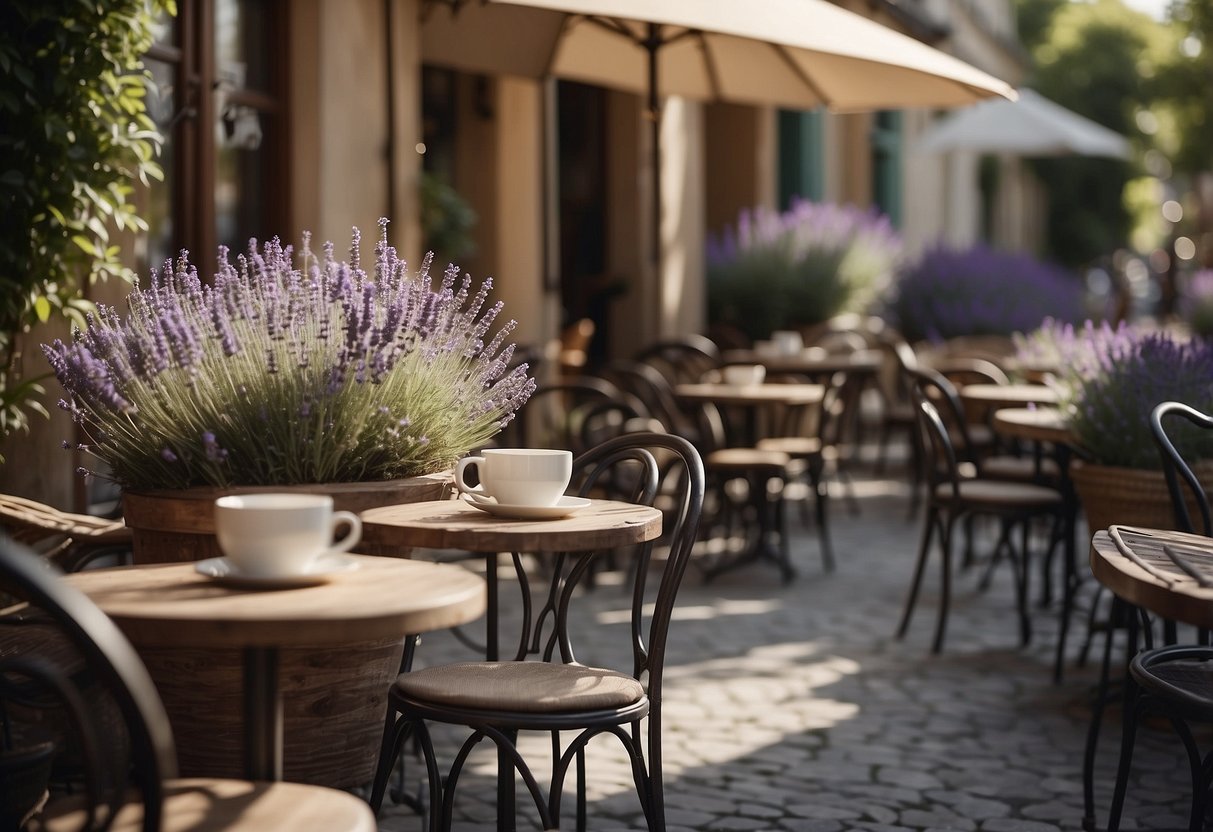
[707,199,902,340]
[43,221,534,490]
[892,244,1085,342]
[1064,326,1213,468]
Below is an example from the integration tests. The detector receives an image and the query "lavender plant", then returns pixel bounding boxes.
[43,221,536,490]
[707,199,902,341]
[1034,320,1213,469]
[891,245,1085,342]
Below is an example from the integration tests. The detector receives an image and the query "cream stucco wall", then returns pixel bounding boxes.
[492,77,556,352]
[291,0,400,249]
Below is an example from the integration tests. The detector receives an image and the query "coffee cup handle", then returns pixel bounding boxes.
[455,456,494,503]
[328,511,362,555]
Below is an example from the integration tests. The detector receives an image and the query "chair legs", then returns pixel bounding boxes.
[807,461,835,573]
[371,710,667,831]
[896,505,940,644]
[896,507,1045,653]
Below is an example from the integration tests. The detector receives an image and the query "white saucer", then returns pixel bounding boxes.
[462,495,592,520]
[194,554,359,589]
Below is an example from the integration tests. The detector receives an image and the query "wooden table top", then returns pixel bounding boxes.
[991,407,1075,445]
[722,349,882,375]
[361,498,663,553]
[960,383,1059,409]
[674,382,824,406]
[1091,526,1213,629]
[64,555,486,648]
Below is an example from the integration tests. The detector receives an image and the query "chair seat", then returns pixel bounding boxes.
[42,778,376,832]
[938,479,1062,509]
[396,661,646,713]
[706,447,792,473]
[981,454,1060,483]
[1131,646,1213,721]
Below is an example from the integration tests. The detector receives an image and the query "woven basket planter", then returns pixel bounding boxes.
[120,472,453,787]
[1070,460,1213,536]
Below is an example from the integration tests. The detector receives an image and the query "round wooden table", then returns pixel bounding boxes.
[1090,525,1213,629]
[961,382,1058,410]
[991,406,1073,445]
[66,555,486,782]
[675,381,824,407]
[362,499,662,662]
[722,348,882,378]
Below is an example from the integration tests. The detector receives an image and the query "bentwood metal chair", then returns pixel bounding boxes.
[895,392,1063,652]
[634,336,721,385]
[1100,401,1213,832]
[0,536,374,832]
[368,433,704,831]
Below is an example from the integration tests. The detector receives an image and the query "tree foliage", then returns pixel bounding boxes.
[1153,0,1213,177]
[0,1,168,446]
[1015,0,1171,266]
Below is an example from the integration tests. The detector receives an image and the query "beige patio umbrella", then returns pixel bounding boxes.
[421,0,1016,265]
[914,88,1132,158]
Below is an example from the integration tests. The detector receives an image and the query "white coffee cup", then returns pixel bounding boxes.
[455,448,573,507]
[213,493,362,576]
[771,330,804,356]
[722,364,766,386]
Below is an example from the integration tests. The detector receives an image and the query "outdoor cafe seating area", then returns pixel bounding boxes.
[4,320,1213,832]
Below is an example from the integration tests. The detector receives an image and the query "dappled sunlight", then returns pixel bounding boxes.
[441,640,864,808]
[595,596,783,625]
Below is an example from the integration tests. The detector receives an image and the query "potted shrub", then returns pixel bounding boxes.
[41,220,536,785]
[892,244,1085,344]
[706,198,902,343]
[1030,319,1213,532]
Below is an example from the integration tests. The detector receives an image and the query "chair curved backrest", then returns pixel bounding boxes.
[566,433,704,697]
[910,389,963,501]
[1151,401,1213,536]
[908,366,978,467]
[598,359,727,451]
[504,378,648,452]
[0,536,176,832]
[929,357,1011,387]
[635,336,721,385]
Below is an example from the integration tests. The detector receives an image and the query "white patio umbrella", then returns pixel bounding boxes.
[914,88,1131,158]
[421,0,1016,267]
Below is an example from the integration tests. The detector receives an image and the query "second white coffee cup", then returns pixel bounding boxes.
[455,448,573,507]
[214,493,362,577]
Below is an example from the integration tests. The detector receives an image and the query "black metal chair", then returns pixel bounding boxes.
[634,336,721,385]
[502,378,652,453]
[753,371,852,572]
[617,356,804,582]
[1101,401,1213,832]
[895,391,1063,652]
[368,433,705,831]
[0,536,375,832]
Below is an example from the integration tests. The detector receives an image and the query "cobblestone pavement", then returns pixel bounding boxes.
[376,460,1197,832]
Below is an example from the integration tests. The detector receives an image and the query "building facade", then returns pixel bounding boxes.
[6,0,1037,508]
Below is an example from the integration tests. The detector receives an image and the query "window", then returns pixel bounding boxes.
[143,0,288,271]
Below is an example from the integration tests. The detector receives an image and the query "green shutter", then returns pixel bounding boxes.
[778,109,824,208]
[871,110,902,227]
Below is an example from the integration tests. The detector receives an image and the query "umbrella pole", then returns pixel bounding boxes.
[645,23,662,288]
